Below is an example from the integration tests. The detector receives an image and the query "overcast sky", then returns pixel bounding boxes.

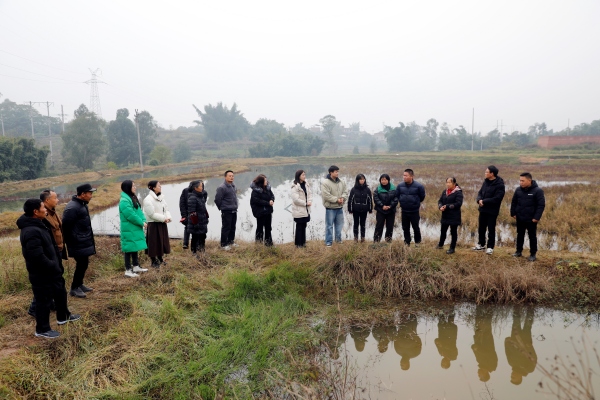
[1,0,599,133]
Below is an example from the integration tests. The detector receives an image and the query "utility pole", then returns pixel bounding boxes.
[0,113,4,137]
[134,109,144,172]
[500,120,503,142]
[44,102,54,137]
[58,105,67,134]
[471,108,475,151]
[28,101,35,138]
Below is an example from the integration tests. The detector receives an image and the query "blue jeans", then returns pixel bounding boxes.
[325,208,344,245]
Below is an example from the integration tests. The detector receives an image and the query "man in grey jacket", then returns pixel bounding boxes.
[321,165,348,246]
[215,170,238,250]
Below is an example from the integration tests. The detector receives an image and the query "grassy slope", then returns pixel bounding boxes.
[1,236,600,398]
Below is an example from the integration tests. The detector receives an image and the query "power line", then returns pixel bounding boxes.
[0,72,81,84]
[0,48,88,76]
[0,62,83,83]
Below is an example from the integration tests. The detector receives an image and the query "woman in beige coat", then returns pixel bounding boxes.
[290,169,313,247]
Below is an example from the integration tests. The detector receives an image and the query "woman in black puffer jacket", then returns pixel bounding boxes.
[250,174,275,246]
[187,180,209,254]
[348,174,373,242]
[373,174,399,242]
[437,177,463,254]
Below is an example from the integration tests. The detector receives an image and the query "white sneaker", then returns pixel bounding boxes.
[125,270,139,278]
[132,265,148,273]
[486,248,493,255]
[472,244,485,251]
[222,245,231,251]
[231,243,239,248]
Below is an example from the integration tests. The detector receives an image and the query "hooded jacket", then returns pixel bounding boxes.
[250,182,275,218]
[119,192,147,253]
[348,184,373,214]
[187,189,209,235]
[476,176,506,216]
[62,195,96,258]
[215,181,238,212]
[291,182,312,219]
[510,180,545,221]
[17,214,63,283]
[179,187,191,224]
[373,183,398,215]
[143,190,172,223]
[396,180,425,213]
[438,186,463,226]
[321,174,348,209]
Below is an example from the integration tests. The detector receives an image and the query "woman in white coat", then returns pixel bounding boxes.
[290,169,313,248]
[143,180,172,268]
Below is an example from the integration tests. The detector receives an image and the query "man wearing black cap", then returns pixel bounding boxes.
[62,183,97,298]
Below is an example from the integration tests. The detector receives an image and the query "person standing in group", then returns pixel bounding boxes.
[187,180,209,256]
[250,174,275,246]
[215,170,239,250]
[179,182,194,250]
[437,177,463,254]
[28,190,66,317]
[510,172,545,261]
[348,174,373,243]
[119,180,148,277]
[321,165,348,247]
[62,183,96,298]
[473,165,505,255]
[143,181,172,268]
[291,169,312,248]
[373,173,398,243]
[396,169,426,246]
[18,198,80,338]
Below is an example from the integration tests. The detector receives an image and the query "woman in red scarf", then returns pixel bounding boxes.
[437,177,463,254]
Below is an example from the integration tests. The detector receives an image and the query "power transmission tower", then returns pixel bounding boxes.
[85,68,105,118]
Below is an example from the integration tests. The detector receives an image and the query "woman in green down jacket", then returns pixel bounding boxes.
[119,180,148,278]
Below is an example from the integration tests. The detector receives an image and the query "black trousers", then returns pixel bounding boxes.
[220,211,237,247]
[191,233,206,253]
[439,223,459,249]
[183,225,190,247]
[124,252,139,270]
[352,212,368,239]
[71,256,89,290]
[31,276,70,333]
[374,212,395,242]
[255,214,273,245]
[478,213,498,249]
[401,212,421,244]
[295,222,307,247]
[516,219,538,255]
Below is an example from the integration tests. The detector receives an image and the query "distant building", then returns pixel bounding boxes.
[309,125,321,134]
[373,131,386,142]
[538,135,600,149]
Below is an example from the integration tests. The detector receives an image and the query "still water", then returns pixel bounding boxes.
[331,304,600,399]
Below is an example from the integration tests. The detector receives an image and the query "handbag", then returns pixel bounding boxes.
[190,212,199,225]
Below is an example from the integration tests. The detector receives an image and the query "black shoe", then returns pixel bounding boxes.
[528,255,537,262]
[79,284,93,293]
[512,252,522,257]
[57,314,81,325]
[28,309,36,318]
[35,330,60,339]
[436,245,444,249]
[446,248,455,254]
[151,260,161,268]
[182,245,189,250]
[70,287,86,298]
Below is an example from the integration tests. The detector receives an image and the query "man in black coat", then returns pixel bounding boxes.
[17,198,80,339]
[179,183,193,250]
[214,170,239,250]
[473,165,505,255]
[396,169,426,246]
[510,172,545,261]
[62,183,96,298]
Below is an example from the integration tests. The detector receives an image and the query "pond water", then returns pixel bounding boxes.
[330,304,600,399]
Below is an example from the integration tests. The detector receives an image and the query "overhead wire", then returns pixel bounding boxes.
[0,62,84,83]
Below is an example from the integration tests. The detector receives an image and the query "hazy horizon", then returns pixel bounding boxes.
[1,0,599,134]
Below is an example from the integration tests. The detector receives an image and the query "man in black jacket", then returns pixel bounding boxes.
[396,169,426,246]
[473,166,505,255]
[17,199,80,339]
[179,183,193,250]
[62,183,96,298]
[510,172,545,261]
[214,170,238,250]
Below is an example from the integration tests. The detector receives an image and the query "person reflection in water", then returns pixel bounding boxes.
[435,312,458,369]
[372,323,395,353]
[394,315,422,371]
[505,307,537,385]
[471,306,498,382]
[350,325,370,352]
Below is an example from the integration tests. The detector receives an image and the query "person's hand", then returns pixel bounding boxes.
[143,222,147,229]
[478,200,484,207]
[269,200,274,206]
[337,198,343,204]
[383,205,390,211]
[307,201,312,206]
[349,211,353,214]
[165,218,171,223]
[512,215,516,219]
[440,205,446,211]
[532,219,539,223]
